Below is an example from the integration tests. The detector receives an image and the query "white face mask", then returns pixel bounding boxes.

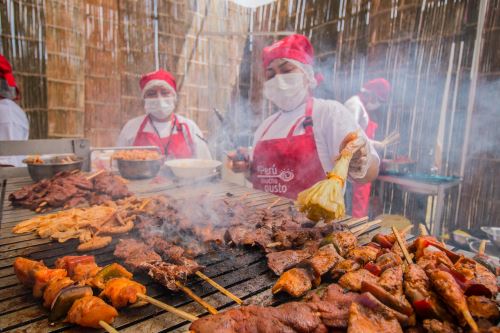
[144,97,176,119]
[263,73,308,111]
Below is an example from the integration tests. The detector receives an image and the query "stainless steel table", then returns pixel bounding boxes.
[378,174,462,236]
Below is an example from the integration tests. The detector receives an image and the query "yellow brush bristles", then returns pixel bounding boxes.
[296,132,357,222]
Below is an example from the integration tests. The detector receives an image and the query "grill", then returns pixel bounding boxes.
[0,176,472,332]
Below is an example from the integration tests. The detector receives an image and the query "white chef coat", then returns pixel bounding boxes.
[116,114,212,159]
[344,95,369,131]
[252,98,379,180]
[0,99,29,167]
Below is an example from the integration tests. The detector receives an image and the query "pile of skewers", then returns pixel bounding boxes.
[188,225,499,333]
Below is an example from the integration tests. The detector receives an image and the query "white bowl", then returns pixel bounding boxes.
[165,159,222,179]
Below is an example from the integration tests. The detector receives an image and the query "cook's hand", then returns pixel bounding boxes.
[226,147,250,173]
[339,133,370,177]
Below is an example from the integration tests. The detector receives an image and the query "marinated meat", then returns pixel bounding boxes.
[100,277,146,308]
[272,267,315,297]
[422,319,461,333]
[403,264,451,321]
[379,265,404,296]
[42,276,74,308]
[338,269,378,292]
[327,230,358,256]
[13,257,47,288]
[92,172,131,199]
[454,257,498,297]
[114,239,162,270]
[331,258,361,280]
[142,262,194,291]
[348,300,403,333]
[189,302,327,333]
[301,244,341,277]
[66,295,118,329]
[467,296,500,321]
[267,249,315,276]
[346,246,380,264]
[428,269,478,332]
[417,252,453,271]
[225,225,253,245]
[241,227,273,250]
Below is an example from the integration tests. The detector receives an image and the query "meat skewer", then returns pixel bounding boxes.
[99,320,120,333]
[391,226,413,265]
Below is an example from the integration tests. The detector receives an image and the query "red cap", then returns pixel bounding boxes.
[0,54,17,88]
[139,69,177,93]
[362,78,391,102]
[262,34,315,69]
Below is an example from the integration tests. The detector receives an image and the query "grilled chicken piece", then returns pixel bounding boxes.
[347,300,403,333]
[428,269,478,332]
[66,295,118,328]
[422,319,462,333]
[42,276,74,308]
[361,266,413,316]
[324,230,358,256]
[376,251,403,270]
[72,262,101,282]
[417,252,454,271]
[13,257,47,288]
[403,264,451,321]
[330,258,361,280]
[346,246,379,264]
[454,257,498,297]
[272,267,315,297]
[300,244,342,277]
[33,268,67,298]
[100,277,146,308]
[467,296,500,321]
[338,268,378,292]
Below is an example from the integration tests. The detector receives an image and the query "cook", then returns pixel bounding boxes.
[344,78,399,217]
[117,69,212,159]
[228,34,380,199]
[0,54,29,167]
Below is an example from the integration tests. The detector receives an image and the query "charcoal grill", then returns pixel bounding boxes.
[0,176,473,332]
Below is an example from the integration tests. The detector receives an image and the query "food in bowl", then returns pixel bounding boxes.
[25,154,78,165]
[112,150,161,161]
[165,159,222,179]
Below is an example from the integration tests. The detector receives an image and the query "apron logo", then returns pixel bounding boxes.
[256,165,295,182]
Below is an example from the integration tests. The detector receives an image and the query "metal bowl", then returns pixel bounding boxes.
[481,226,500,249]
[165,159,221,179]
[24,155,84,182]
[116,158,163,179]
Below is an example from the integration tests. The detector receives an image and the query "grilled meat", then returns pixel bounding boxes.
[428,269,478,332]
[114,238,162,270]
[142,262,193,291]
[346,245,380,264]
[32,268,67,298]
[13,257,47,288]
[338,268,378,292]
[267,247,316,276]
[100,277,146,308]
[422,319,461,333]
[467,296,500,321]
[348,299,403,333]
[323,230,358,256]
[272,267,315,297]
[42,276,74,308]
[66,295,118,329]
[331,258,361,280]
[300,244,342,277]
[454,257,498,297]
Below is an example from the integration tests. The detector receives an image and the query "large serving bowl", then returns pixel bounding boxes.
[165,159,221,179]
[24,154,84,181]
[116,158,163,179]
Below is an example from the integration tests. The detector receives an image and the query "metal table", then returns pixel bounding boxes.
[378,174,462,236]
[0,176,383,333]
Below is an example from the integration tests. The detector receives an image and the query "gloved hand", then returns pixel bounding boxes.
[339,133,371,178]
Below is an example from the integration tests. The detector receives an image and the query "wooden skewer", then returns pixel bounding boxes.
[392,226,413,265]
[86,169,105,180]
[344,216,369,228]
[175,281,218,314]
[351,219,382,236]
[99,320,119,333]
[266,197,281,210]
[138,198,151,211]
[195,271,243,305]
[266,242,282,248]
[478,239,487,256]
[419,224,428,236]
[136,293,199,322]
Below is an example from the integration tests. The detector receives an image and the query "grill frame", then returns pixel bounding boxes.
[0,176,471,332]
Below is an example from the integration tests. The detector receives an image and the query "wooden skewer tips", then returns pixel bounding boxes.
[136,293,198,322]
[195,271,243,305]
[99,320,119,333]
[391,226,413,265]
[175,281,218,314]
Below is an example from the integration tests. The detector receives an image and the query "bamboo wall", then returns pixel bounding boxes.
[0,0,249,145]
[248,0,499,232]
